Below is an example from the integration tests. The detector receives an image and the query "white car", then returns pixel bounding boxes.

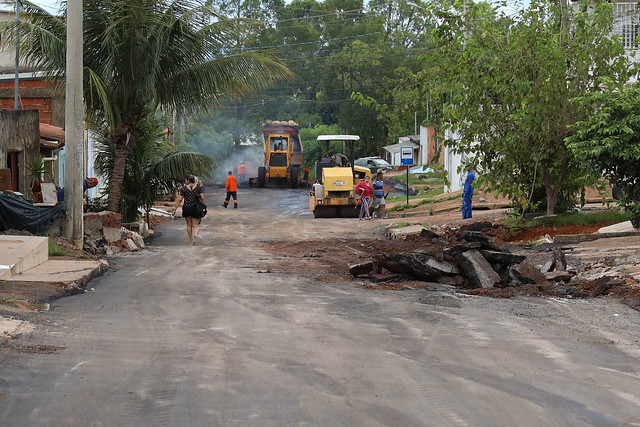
[354,157,392,173]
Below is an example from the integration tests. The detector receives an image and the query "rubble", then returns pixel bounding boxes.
[264,218,640,310]
[83,211,148,255]
[456,250,501,288]
[355,229,535,290]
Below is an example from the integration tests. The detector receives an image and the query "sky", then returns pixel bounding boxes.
[26,0,524,15]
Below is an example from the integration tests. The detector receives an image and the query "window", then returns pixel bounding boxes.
[614,3,640,49]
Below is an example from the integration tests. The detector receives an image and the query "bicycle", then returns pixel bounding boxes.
[371,192,389,218]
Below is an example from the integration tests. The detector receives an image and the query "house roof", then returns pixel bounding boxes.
[382,140,419,153]
[39,123,65,149]
[317,135,360,141]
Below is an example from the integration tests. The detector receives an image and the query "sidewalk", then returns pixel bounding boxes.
[1,236,108,333]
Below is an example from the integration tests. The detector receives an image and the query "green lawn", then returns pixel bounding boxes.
[386,169,447,209]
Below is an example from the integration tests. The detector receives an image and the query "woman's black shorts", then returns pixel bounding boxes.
[182,205,198,218]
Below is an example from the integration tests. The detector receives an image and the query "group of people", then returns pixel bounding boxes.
[354,171,387,220]
[354,163,475,221]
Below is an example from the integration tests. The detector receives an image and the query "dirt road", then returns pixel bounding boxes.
[1,187,639,426]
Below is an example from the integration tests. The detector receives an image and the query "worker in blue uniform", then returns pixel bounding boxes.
[462,163,475,219]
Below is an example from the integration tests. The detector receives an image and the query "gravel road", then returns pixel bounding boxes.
[0,186,639,426]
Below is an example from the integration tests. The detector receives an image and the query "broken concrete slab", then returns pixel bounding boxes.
[349,261,374,277]
[554,230,640,243]
[124,238,138,252]
[544,271,574,282]
[479,250,526,265]
[386,225,426,240]
[456,249,501,288]
[443,241,482,257]
[598,220,635,233]
[459,230,501,251]
[424,257,459,276]
[373,253,442,282]
[103,227,121,244]
[509,260,547,285]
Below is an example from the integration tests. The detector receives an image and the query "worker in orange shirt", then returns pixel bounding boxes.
[222,170,238,208]
[237,161,246,183]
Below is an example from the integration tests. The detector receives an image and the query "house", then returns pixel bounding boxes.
[0,9,103,202]
[383,135,420,167]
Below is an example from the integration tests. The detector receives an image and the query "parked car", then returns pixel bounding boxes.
[354,157,392,173]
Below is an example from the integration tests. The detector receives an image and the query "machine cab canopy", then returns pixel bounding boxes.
[270,134,289,151]
[316,135,360,142]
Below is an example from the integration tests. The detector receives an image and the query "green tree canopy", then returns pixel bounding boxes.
[1,0,292,214]
[374,0,633,214]
[568,82,640,227]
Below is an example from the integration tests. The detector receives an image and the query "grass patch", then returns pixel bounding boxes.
[49,240,72,257]
[387,187,445,203]
[503,210,630,233]
[394,170,446,185]
[388,193,461,212]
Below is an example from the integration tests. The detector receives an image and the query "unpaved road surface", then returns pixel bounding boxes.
[1,187,639,426]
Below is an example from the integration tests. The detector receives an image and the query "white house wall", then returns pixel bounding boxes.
[444,133,464,193]
[420,125,428,165]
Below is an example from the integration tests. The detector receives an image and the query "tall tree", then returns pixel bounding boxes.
[2,0,292,213]
[568,82,640,228]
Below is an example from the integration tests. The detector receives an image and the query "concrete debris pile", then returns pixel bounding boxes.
[350,229,564,290]
[83,211,149,255]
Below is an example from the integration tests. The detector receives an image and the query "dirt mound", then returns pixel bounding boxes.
[261,222,640,310]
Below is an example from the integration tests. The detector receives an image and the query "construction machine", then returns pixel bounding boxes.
[309,135,372,218]
[257,121,303,188]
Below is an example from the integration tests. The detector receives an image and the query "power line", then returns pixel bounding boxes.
[235,30,386,51]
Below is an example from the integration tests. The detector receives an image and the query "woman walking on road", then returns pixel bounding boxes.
[172,175,205,245]
[355,175,373,220]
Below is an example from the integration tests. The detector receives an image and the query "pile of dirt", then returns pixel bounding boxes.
[261,222,640,310]
[502,221,620,244]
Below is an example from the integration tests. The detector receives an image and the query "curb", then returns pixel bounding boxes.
[553,231,640,244]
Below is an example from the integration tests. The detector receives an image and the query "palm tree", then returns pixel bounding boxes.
[92,115,216,222]
[1,0,292,213]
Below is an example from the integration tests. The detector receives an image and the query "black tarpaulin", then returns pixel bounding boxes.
[0,192,66,235]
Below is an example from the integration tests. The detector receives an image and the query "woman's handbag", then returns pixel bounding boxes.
[196,198,207,219]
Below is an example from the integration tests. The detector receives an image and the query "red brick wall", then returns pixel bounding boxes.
[0,79,56,124]
[0,79,53,89]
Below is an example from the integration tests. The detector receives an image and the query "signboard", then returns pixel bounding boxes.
[400,146,414,166]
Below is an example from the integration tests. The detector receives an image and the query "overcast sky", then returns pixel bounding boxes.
[24,0,522,16]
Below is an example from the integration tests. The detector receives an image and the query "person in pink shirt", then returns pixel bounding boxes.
[355,175,373,220]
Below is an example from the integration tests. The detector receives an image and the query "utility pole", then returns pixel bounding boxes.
[14,0,20,109]
[64,0,83,248]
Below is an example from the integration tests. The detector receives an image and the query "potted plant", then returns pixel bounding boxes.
[27,153,45,202]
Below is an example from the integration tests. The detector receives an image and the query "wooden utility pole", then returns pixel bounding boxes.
[64,0,83,248]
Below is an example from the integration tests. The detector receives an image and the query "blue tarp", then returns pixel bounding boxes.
[0,192,66,235]
[410,165,434,174]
